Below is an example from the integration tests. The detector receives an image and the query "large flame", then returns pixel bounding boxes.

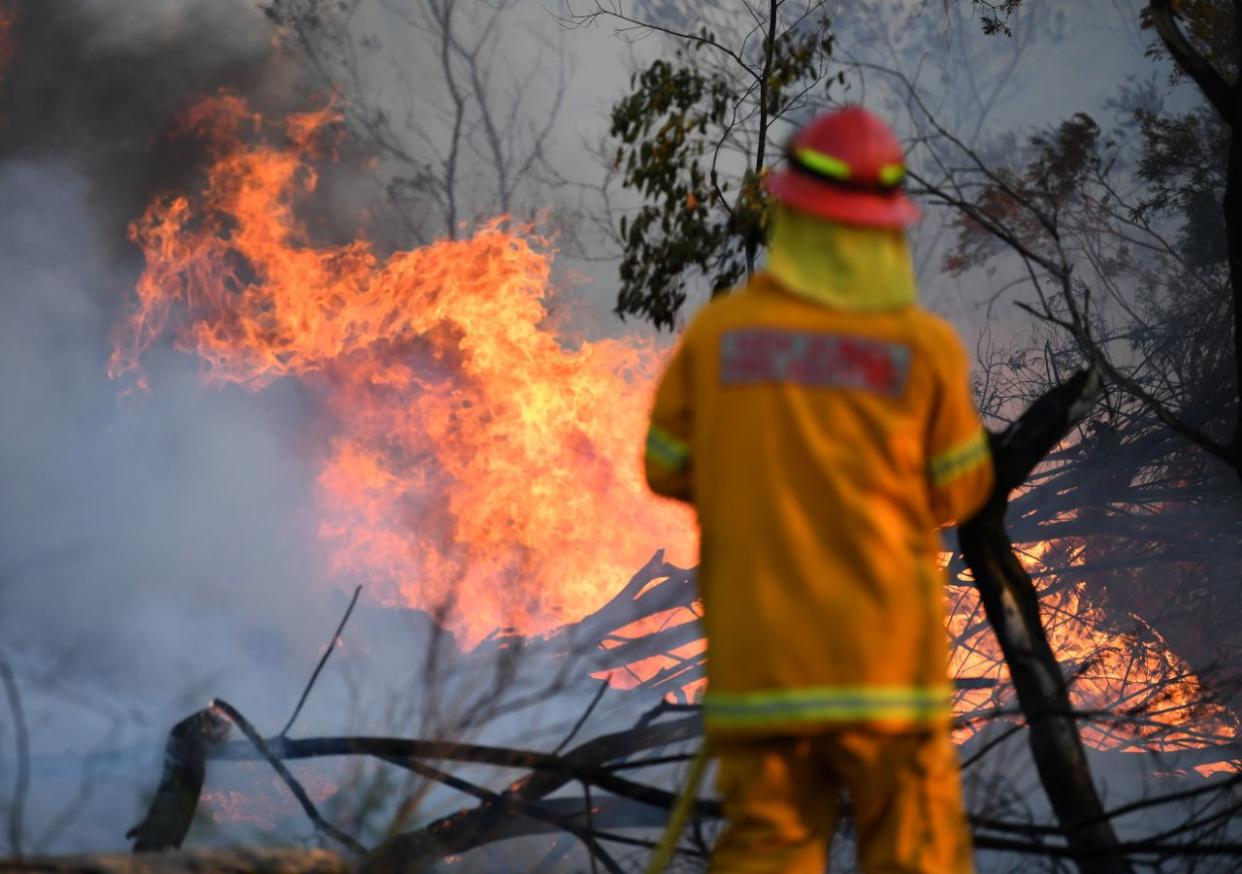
[110,93,695,642]
[113,96,1234,766]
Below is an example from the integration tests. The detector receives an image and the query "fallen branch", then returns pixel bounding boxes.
[358,711,703,871]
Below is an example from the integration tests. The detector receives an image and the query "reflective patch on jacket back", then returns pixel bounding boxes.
[720,329,911,395]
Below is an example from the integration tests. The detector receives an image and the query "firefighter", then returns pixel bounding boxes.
[644,106,994,873]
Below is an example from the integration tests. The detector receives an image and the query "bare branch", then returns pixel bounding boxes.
[564,2,760,82]
[281,585,362,738]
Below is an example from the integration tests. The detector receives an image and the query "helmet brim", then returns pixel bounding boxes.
[766,170,921,229]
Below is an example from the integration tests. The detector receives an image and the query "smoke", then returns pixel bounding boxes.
[0,1,399,852]
[0,4,636,856]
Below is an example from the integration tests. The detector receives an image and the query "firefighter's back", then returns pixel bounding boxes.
[676,271,984,733]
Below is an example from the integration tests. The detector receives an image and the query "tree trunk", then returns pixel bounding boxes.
[959,369,1133,874]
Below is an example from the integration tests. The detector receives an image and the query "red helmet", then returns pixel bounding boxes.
[765,106,919,228]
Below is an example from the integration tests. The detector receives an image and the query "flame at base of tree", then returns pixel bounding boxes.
[112,96,1235,770]
[948,540,1237,769]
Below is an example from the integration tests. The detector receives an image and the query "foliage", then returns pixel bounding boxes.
[1134,106,1230,271]
[905,0,1241,692]
[597,3,836,329]
[966,0,1025,37]
[609,52,745,329]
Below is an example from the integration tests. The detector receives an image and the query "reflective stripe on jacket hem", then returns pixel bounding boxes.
[929,429,990,487]
[704,685,954,727]
[646,425,691,471]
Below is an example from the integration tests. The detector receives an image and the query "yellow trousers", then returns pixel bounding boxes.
[709,729,973,874]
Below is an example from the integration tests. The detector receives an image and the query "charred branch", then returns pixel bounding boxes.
[128,696,706,871]
[125,709,230,853]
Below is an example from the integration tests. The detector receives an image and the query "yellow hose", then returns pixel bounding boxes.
[644,744,710,874]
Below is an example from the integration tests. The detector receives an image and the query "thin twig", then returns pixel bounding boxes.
[555,680,609,754]
[280,585,362,737]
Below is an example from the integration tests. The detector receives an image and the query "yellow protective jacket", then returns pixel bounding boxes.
[645,210,993,736]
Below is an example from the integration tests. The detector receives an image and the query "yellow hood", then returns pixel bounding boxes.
[765,203,917,311]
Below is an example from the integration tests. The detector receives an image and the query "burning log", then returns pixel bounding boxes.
[958,367,1134,874]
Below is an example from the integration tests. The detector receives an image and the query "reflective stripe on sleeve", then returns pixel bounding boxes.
[704,685,954,727]
[646,425,692,471]
[928,429,990,488]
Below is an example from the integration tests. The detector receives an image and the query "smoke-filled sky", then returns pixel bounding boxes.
[0,0,1202,858]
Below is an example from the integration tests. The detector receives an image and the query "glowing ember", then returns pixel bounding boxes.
[110,93,696,642]
[203,770,339,829]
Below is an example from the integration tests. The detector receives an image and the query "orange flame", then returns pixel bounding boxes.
[111,93,696,642]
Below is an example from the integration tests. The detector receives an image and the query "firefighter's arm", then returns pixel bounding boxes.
[644,337,694,504]
[926,332,994,526]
